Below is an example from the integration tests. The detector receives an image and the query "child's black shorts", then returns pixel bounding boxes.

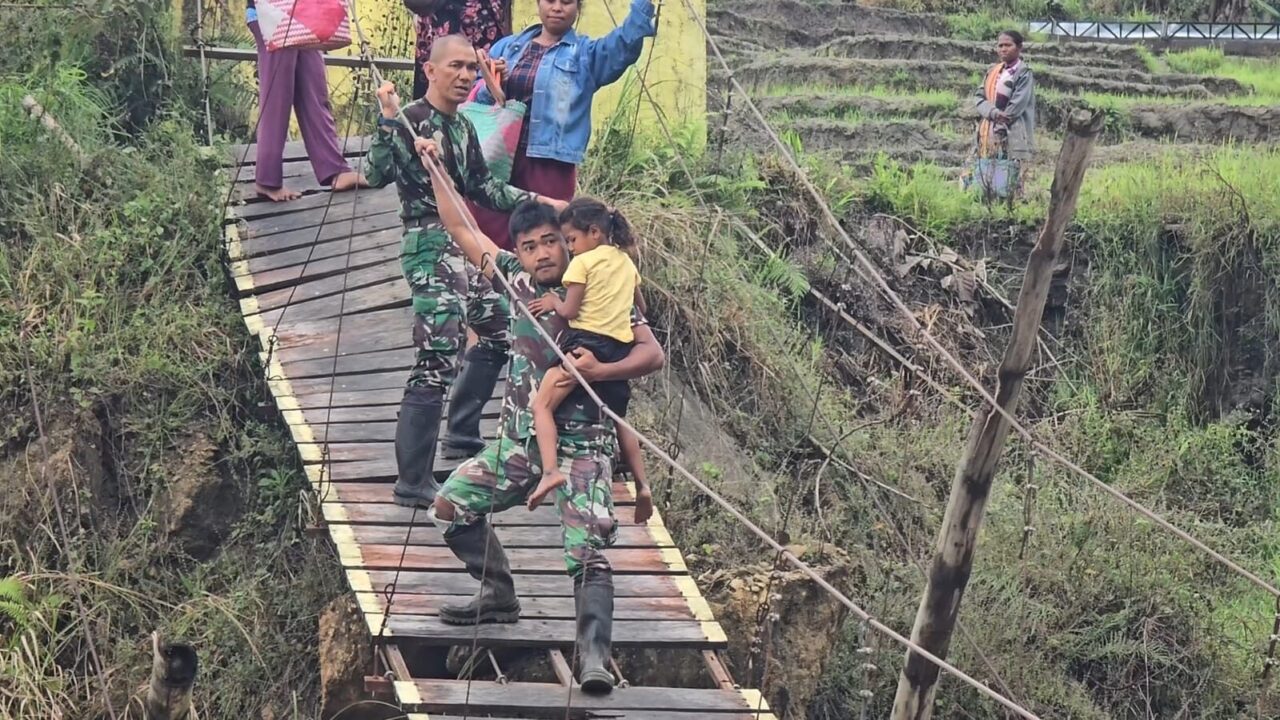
[557,328,634,418]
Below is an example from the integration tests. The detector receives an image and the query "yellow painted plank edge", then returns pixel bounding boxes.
[394,680,422,705]
[224,221,245,261]
[741,688,774,715]
[618,481,726,635]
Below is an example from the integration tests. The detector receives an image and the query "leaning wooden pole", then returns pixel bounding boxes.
[890,110,1105,720]
[143,631,198,720]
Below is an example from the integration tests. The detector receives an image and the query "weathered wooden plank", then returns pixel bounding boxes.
[231,210,402,259]
[347,546,675,575]
[273,387,405,410]
[280,397,499,427]
[225,136,373,168]
[289,416,499,443]
[241,254,401,311]
[250,278,408,330]
[296,441,394,463]
[325,502,564,527]
[275,351,416,381]
[233,232,399,289]
[359,570,692,598]
[324,481,635,506]
[271,371,409,399]
[346,524,667,549]
[381,617,723,648]
[400,680,757,713]
[232,154,377,202]
[232,185,397,226]
[262,306,412,363]
[367,593,701,621]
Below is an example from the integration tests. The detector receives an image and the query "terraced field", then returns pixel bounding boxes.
[709,0,1280,173]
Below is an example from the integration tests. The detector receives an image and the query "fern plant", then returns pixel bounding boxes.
[0,575,32,639]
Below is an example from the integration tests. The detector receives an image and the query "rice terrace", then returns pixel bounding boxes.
[3,0,1280,718]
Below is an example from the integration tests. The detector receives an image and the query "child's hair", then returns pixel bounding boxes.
[559,197,636,254]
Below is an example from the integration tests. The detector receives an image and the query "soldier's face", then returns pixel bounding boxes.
[515,225,569,284]
[426,46,480,105]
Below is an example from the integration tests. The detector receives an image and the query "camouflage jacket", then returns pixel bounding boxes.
[365,99,533,221]
[495,251,645,456]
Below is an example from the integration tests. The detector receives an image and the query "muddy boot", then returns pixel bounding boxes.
[442,345,506,459]
[392,386,444,507]
[439,519,521,625]
[575,571,615,694]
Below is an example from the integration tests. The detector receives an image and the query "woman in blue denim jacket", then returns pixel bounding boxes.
[465,0,656,248]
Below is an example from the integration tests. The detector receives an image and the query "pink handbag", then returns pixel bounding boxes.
[257,0,352,52]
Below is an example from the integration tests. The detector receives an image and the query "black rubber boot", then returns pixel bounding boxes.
[442,345,506,459]
[575,571,615,693]
[439,519,521,625]
[392,386,444,507]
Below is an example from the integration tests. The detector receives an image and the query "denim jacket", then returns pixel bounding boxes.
[475,0,656,165]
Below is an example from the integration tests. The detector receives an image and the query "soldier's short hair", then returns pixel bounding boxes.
[429,34,474,63]
[509,201,560,242]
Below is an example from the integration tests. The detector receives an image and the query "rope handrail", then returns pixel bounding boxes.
[680,0,1280,601]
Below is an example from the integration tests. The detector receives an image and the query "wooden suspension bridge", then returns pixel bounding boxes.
[222,136,776,719]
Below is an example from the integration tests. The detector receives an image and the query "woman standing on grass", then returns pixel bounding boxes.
[466,0,657,249]
[969,29,1036,201]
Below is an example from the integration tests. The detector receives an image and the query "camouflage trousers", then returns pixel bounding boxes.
[439,435,618,578]
[401,220,509,390]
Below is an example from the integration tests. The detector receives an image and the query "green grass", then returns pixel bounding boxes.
[1,4,342,718]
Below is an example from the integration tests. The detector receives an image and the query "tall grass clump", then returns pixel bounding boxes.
[1,3,342,718]
[1072,147,1280,415]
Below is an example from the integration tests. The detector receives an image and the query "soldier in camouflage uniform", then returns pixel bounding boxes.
[417,163,663,693]
[365,35,565,508]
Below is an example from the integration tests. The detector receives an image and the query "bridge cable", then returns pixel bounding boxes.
[417,148,1043,719]
[192,0,214,145]
[593,2,1026,705]
[335,18,511,720]
[679,0,1280,601]
[338,8,1037,717]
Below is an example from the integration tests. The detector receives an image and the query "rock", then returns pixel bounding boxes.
[154,433,240,560]
[318,595,381,720]
[706,546,857,718]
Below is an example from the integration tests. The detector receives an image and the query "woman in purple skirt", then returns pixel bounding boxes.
[247,0,367,202]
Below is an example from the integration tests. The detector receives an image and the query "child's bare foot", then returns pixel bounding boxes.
[256,183,301,202]
[527,470,567,510]
[633,485,653,524]
[331,170,368,192]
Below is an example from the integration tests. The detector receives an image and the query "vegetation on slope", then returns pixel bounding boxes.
[589,37,1280,715]
[0,4,340,718]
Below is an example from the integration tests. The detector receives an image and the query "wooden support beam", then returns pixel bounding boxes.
[180,45,416,71]
[890,110,1105,720]
[703,650,737,691]
[549,649,574,686]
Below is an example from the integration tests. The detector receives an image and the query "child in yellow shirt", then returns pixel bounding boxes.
[525,198,649,513]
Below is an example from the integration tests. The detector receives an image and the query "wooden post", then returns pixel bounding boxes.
[143,631,198,720]
[890,110,1105,720]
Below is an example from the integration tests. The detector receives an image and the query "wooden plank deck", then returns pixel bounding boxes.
[224,141,771,719]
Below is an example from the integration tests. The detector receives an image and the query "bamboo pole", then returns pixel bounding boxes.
[890,109,1105,720]
[21,95,88,169]
[143,631,198,720]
